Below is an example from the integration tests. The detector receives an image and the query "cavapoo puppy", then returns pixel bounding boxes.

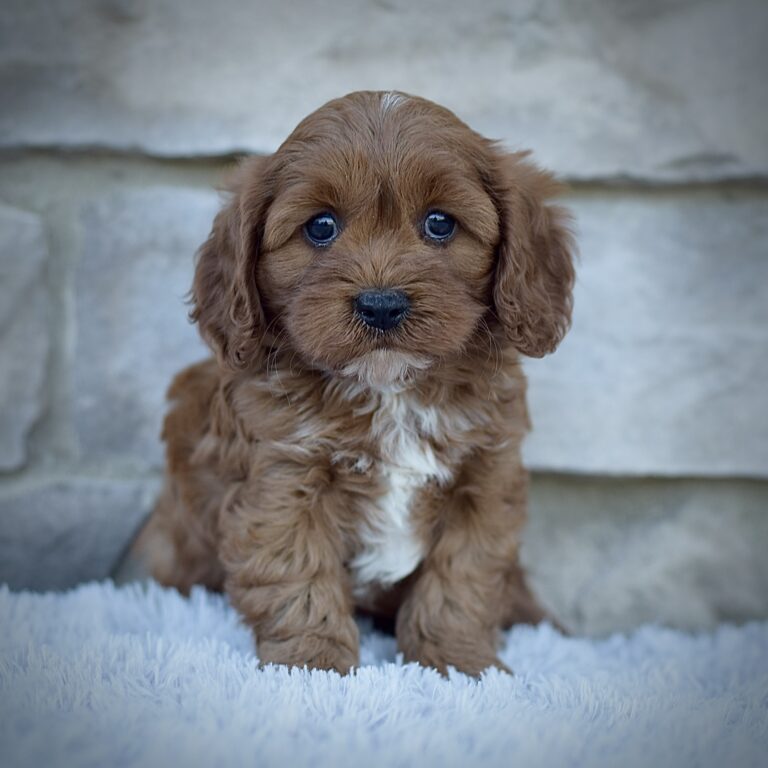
[135,90,575,676]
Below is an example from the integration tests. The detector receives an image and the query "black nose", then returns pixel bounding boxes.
[354,289,410,331]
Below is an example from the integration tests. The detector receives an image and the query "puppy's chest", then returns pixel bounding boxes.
[346,392,458,587]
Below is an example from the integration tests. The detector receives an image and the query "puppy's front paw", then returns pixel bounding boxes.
[258,635,359,675]
[402,639,511,678]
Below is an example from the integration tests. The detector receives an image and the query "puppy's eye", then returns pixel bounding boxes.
[423,211,456,242]
[304,213,339,246]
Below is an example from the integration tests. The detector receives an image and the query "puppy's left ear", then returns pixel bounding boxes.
[491,152,576,357]
[191,156,271,371]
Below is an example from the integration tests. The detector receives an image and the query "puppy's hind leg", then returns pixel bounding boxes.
[124,479,226,595]
[501,559,558,628]
[117,359,227,593]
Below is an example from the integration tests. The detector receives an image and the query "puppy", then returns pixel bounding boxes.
[135,90,575,676]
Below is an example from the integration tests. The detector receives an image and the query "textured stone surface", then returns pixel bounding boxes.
[0,203,49,470]
[1,0,766,181]
[108,473,768,634]
[67,184,768,477]
[0,477,157,590]
[523,189,768,477]
[73,187,213,471]
[523,475,768,635]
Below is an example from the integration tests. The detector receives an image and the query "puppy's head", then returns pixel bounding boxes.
[192,91,575,387]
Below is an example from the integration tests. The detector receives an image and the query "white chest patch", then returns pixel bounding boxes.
[352,391,453,588]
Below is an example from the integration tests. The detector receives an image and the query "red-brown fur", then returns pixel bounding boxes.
[134,91,575,676]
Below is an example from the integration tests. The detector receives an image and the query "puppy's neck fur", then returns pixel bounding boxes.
[339,341,522,588]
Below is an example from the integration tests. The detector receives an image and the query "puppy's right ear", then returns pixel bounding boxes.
[191,156,271,371]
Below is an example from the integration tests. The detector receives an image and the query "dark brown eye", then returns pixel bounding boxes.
[423,211,456,242]
[304,213,339,246]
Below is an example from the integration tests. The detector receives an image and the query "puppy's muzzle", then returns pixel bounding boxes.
[354,289,410,331]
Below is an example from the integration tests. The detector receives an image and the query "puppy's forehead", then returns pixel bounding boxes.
[287,91,481,148]
[274,91,493,200]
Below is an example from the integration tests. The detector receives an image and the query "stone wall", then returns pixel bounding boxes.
[1,0,766,634]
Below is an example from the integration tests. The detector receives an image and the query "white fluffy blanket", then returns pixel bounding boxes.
[1,582,766,768]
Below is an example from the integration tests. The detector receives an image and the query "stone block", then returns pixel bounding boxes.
[524,189,768,477]
[0,203,49,470]
[0,477,157,590]
[523,475,768,635]
[73,187,214,471]
[0,0,765,181]
[67,182,767,478]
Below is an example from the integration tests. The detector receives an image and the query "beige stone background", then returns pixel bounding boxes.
[0,0,766,635]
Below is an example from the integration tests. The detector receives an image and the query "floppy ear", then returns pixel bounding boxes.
[191,156,271,371]
[491,152,576,357]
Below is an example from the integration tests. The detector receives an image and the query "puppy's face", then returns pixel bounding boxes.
[193,92,575,385]
[258,95,502,386]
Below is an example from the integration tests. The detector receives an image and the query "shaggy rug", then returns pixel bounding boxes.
[1,582,766,768]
